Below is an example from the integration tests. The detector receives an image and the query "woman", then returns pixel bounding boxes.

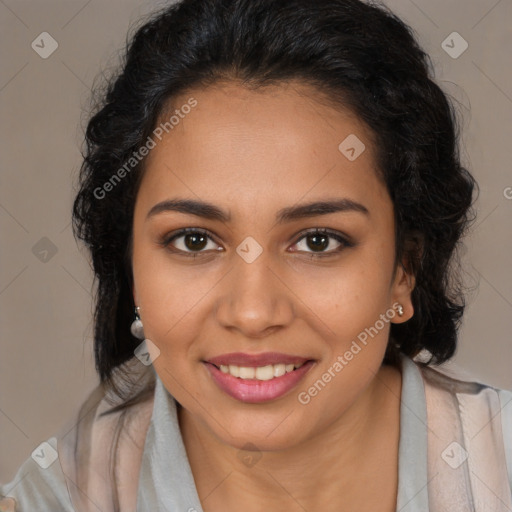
[1,0,511,510]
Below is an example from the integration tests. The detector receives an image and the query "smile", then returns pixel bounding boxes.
[203,358,315,403]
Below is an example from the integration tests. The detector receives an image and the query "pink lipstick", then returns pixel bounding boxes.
[203,352,315,403]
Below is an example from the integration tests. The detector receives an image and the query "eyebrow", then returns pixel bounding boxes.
[146,198,369,223]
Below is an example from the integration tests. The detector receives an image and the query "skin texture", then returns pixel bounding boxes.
[131,80,415,511]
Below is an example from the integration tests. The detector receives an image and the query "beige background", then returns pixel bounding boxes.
[1,0,511,482]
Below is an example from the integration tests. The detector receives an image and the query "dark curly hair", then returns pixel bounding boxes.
[72,0,476,400]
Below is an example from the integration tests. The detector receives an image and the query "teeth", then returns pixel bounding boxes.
[217,362,306,380]
[255,365,274,380]
[273,364,286,377]
[239,366,255,379]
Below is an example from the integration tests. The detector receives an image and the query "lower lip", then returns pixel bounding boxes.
[204,361,315,403]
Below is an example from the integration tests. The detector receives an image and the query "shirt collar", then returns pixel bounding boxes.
[396,353,430,511]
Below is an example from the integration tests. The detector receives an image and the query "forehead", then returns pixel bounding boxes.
[137,80,389,217]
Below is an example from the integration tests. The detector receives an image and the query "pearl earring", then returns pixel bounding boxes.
[130,306,145,340]
[397,304,404,317]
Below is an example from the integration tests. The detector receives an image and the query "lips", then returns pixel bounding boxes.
[203,352,315,403]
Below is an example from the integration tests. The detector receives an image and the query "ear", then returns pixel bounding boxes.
[390,260,415,324]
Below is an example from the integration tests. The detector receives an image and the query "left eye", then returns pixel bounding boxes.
[291,229,350,255]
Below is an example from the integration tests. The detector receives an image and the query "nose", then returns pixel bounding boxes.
[214,252,294,339]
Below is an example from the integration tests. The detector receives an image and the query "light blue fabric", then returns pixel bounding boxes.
[0,435,75,511]
[395,354,429,511]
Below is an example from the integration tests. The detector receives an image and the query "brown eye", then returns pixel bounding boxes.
[305,233,330,252]
[291,229,352,256]
[182,232,208,251]
[161,228,221,254]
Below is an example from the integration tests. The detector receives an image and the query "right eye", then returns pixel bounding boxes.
[159,228,223,256]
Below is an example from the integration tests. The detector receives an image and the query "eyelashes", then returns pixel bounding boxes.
[290,228,354,256]
[160,228,218,255]
[158,227,355,259]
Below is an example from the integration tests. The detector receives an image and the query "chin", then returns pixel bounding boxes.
[206,408,311,452]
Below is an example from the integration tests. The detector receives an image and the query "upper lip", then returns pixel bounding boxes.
[205,352,312,367]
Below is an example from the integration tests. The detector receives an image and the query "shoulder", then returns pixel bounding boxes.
[415,358,512,422]
[414,359,512,495]
[0,435,75,512]
[0,363,157,512]
[59,364,157,512]
[416,360,512,407]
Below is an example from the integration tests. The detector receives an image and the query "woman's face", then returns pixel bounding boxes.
[131,80,414,451]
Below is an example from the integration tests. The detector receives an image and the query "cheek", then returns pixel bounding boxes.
[131,245,221,357]
[293,262,395,418]
[295,249,394,338]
